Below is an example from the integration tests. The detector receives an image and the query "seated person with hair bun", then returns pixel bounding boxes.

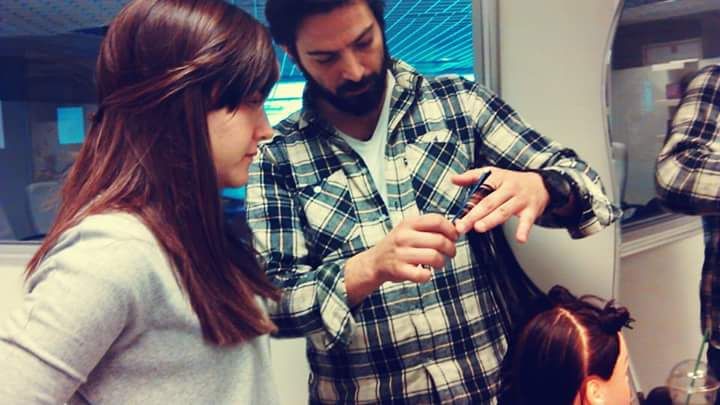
[507,285,634,405]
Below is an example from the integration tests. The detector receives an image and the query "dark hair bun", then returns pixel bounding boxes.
[547,285,633,334]
[598,302,632,334]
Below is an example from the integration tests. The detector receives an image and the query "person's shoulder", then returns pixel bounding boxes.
[420,73,494,101]
[267,110,312,148]
[686,64,720,91]
[58,212,160,255]
[36,212,167,292]
[699,64,720,77]
[72,211,157,242]
[423,73,474,88]
[257,112,308,164]
[392,59,475,96]
[273,110,302,136]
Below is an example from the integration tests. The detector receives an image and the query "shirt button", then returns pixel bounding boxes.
[403,158,409,166]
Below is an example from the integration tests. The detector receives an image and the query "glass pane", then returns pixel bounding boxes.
[609,0,720,228]
[0,0,476,241]
[0,0,111,241]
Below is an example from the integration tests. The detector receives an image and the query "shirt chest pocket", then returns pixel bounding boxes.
[406,129,473,217]
[295,170,361,262]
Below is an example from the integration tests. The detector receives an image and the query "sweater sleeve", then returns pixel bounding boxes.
[0,230,152,404]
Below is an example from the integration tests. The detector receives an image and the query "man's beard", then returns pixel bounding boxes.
[300,52,391,116]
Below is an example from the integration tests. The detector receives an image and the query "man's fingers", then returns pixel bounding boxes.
[514,210,537,244]
[393,263,433,283]
[452,168,493,187]
[394,231,457,257]
[473,197,524,233]
[456,188,512,234]
[410,214,458,241]
[398,247,449,269]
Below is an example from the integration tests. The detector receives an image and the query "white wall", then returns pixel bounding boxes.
[619,232,705,393]
[497,0,620,299]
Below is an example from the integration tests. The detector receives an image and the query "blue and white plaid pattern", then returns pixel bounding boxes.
[247,60,619,404]
[657,64,720,347]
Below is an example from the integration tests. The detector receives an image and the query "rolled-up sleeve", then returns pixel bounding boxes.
[656,66,720,215]
[466,82,621,238]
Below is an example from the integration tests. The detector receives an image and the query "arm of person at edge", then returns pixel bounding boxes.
[656,66,720,214]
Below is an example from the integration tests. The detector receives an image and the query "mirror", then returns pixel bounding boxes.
[608,0,720,228]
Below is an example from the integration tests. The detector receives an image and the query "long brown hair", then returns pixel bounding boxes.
[27,0,280,346]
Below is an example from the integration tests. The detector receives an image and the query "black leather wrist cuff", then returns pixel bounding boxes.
[530,169,573,211]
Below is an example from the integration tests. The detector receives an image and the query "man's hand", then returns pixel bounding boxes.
[452,167,550,243]
[344,214,458,306]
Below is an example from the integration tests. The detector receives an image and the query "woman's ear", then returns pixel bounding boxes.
[582,377,607,405]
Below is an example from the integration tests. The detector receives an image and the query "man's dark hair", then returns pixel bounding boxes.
[265,0,385,51]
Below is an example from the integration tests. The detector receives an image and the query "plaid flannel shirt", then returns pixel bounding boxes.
[247,60,619,404]
[656,64,720,347]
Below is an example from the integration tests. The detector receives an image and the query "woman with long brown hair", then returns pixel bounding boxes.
[0,0,280,403]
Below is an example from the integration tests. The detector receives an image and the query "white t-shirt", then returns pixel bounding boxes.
[338,71,395,207]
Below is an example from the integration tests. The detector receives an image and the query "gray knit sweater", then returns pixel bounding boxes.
[0,212,279,404]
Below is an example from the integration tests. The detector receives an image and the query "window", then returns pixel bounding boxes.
[0,0,476,242]
[0,102,5,150]
[608,0,720,228]
[0,3,108,241]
